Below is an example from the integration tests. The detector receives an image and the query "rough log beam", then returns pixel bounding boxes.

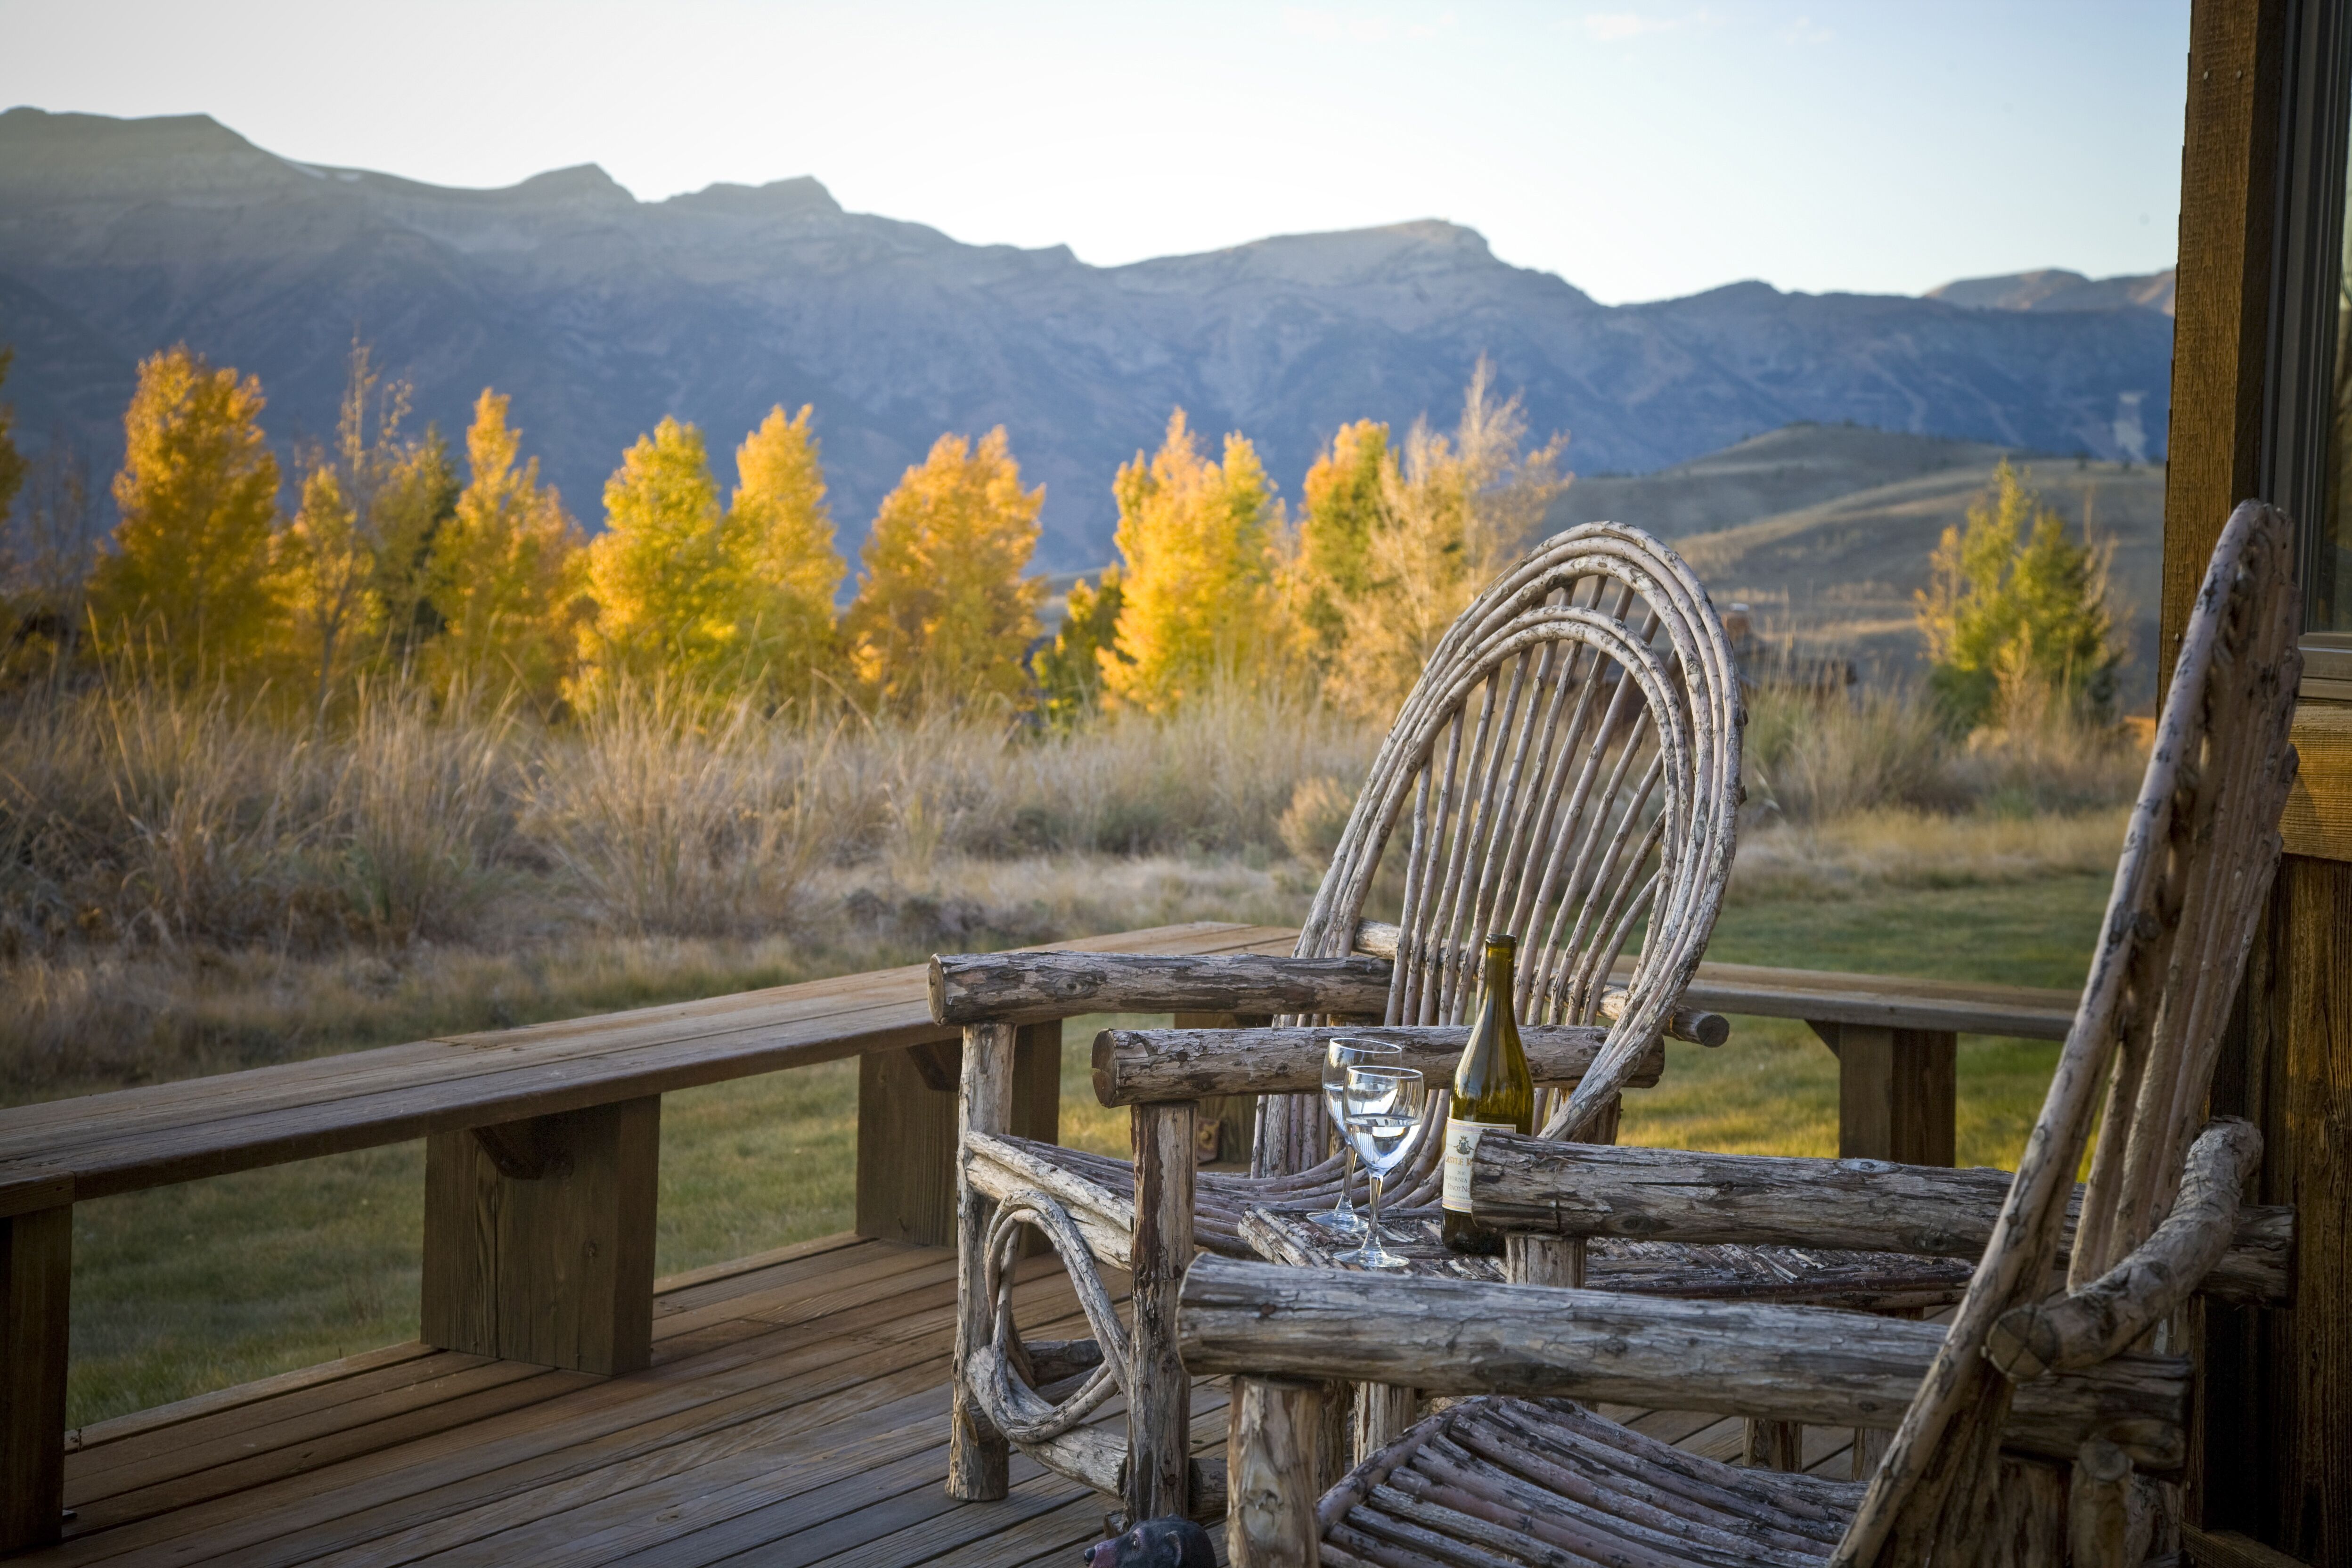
[929,952,1392,1028]
[1178,1257,2189,1470]
[1348,920,1727,1045]
[1467,1132,2293,1306]
[1991,1119,2266,1380]
[1090,1026,1659,1105]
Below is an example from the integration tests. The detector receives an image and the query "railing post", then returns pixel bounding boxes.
[1,1174,71,1558]
[1129,1097,1196,1523]
[1810,1021,1957,1167]
[420,1097,660,1375]
[858,1023,1057,1247]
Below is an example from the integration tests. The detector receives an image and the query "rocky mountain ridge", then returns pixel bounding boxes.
[0,107,2177,568]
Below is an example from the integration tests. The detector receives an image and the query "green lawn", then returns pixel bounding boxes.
[59,872,2112,1429]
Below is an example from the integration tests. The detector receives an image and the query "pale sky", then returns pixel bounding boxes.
[0,0,2190,305]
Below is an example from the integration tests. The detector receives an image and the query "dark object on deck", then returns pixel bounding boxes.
[1083,1516,1216,1567]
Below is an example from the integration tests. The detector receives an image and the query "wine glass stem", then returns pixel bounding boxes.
[1367,1172,1385,1248]
[1334,1147,1357,1222]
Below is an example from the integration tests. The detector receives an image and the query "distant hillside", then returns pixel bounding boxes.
[0,107,2177,569]
[1554,425,2166,701]
[1927,267,2177,316]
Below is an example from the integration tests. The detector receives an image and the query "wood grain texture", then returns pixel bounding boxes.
[948,1021,1016,1502]
[1178,1257,2190,1469]
[1227,1379,1322,1568]
[2280,699,2352,862]
[0,921,1290,1202]
[1466,1133,2291,1304]
[1088,1023,1640,1105]
[418,1097,659,1376]
[1814,1023,1956,1168]
[0,1203,69,1555]
[858,1021,1058,1248]
[2184,1523,2322,1568]
[1127,1100,1195,1522]
[929,951,1392,1028]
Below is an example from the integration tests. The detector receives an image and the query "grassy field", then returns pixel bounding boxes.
[57,862,2115,1430]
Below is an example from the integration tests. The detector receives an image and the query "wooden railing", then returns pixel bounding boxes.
[0,921,2076,1555]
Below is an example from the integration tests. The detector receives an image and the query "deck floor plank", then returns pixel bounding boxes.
[30,1233,1786,1568]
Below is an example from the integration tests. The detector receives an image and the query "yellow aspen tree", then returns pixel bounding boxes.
[1294,419,1389,668]
[87,345,284,686]
[727,404,844,704]
[425,389,585,710]
[277,465,375,716]
[1100,409,1285,715]
[580,416,732,698]
[846,428,1044,712]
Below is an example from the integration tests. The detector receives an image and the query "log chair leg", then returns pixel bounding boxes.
[948,1021,1017,1502]
[0,1202,70,1557]
[1351,1381,1416,1465]
[1129,1099,1196,1523]
[1743,1418,1804,1472]
[2068,1439,2134,1567]
[1229,1377,1323,1568]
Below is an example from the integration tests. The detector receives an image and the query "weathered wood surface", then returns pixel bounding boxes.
[929,951,1391,1029]
[856,1021,1058,1249]
[1464,1133,2292,1305]
[1814,1022,1957,1167]
[1127,1100,1194,1523]
[1348,919,1731,1045]
[1991,1119,2263,1380]
[1088,1023,1658,1105]
[1241,1204,1983,1312]
[1,1203,70,1555]
[0,922,1294,1203]
[1227,1379,1323,1568]
[948,1021,1018,1503]
[1179,1257,2191,1469]
[418,1097,660,1376]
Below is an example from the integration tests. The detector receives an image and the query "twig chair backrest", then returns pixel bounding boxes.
[1837,500,2303,1562]
[1254,523,1742,1175]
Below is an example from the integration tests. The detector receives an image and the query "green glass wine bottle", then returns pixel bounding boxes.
[1442,932,1536,1255]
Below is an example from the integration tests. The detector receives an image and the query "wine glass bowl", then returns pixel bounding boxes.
[1309,1036,1403,1234]
[1335,1065,1426,1270]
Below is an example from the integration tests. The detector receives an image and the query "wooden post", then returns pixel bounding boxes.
[421,1097,660,1375]
[1175,1012,1264,1168]
[949,1021,1017,1501]
[0,1180,71,1558]
[1810,1021,1956,1167]
[1129,1098,1196,1523]
[858,1024,1058,1247]
[1743,1418,1803,1473]
[1228,1377,1322,1568]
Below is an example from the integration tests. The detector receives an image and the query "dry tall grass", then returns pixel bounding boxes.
[0,674,2144,1092]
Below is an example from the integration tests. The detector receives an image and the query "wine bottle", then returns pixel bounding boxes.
[1442,932,1535,1255]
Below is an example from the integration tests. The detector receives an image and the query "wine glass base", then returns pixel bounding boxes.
[1306,1207,1365,1235]
[1334,1244,1412,1269]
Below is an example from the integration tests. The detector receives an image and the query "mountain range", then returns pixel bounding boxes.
[0,106,2178,570]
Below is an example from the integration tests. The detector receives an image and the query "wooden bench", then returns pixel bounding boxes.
[0,922,2076,1555]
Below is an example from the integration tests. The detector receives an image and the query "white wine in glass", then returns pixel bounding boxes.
[1310,1036,1405,1234]
[1336,1065,1426,1270]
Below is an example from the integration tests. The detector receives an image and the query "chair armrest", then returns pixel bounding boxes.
[1988,1118,2271,1380]
[1467,1133,2292,1307]
[928,950,1390,1027]
[1090,1024,1649,1106]
[1177,1255,2189,1471]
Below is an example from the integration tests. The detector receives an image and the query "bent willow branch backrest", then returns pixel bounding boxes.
[1838,499,2303,1561]
[1252,523,1743,1174]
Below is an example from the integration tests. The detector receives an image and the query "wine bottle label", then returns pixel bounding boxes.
[1441,1118,1487,1213]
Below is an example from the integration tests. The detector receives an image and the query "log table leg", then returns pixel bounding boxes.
[1229,1377,1323,1568]
[1,1192,71,1557]
[1130,1098,1196,1523]
[422,1098,660,1375]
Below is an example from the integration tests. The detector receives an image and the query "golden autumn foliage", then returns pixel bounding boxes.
[727,404,845,704]
[581,417,733,697]
[425,389,586,711]
[846,428,1043,712]
[1100,410,1289,715]
[1294,417,1388,666]
[87,346,284,686]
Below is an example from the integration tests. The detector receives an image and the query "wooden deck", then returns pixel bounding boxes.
[30,1236,1869,1567]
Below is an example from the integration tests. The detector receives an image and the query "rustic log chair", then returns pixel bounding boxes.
[928,523,1745,1525]
[1181,499,2305,1567]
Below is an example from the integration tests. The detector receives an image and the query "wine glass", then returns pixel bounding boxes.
[1310,1037,1404,1234]
[1335,1065,1426,1270]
